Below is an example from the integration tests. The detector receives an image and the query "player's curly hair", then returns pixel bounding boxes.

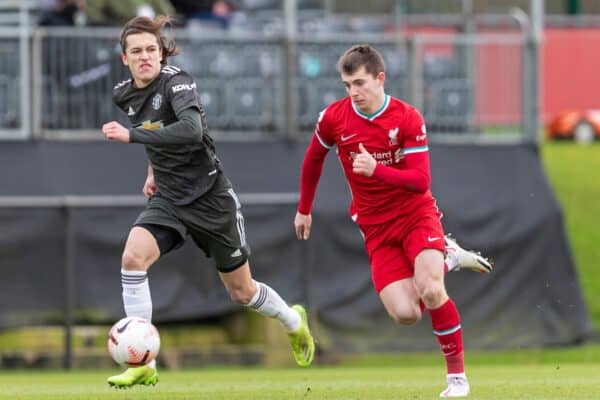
[338,44,385,77]
[120,15,179,65]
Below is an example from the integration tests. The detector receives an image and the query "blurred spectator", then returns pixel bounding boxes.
[86,0,175,26]
[38,0,84,26]
[171,0,238,29]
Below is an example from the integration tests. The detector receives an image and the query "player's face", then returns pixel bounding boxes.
[341,66,385,114]
[121,32,163,88]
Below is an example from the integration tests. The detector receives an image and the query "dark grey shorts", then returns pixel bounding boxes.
[134,174,251,272]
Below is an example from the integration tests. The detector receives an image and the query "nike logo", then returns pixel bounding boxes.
[340,133,357,142]
[116,319,133,333]
[427,236,441,242]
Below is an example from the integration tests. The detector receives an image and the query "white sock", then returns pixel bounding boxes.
[121,269,153,322]
[121,269,156,370]
[447,372,468,380]
[246,280,301,332]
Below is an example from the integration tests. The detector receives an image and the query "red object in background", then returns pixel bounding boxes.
[543,29,600,124]
[399,28,600,127]
[546,108,600,143]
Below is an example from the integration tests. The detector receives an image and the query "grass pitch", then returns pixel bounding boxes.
[1,356,598,399]
[541,141,600,329]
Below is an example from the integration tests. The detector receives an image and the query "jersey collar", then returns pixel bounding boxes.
[351,94,390,121]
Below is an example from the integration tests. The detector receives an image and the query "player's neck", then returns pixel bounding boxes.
[358,92,386,115]
[133,78,154,89]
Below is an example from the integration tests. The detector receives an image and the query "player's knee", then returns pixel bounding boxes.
[419,285,446,308]
[228,286,254,305]
[121,249,149,271]
[387,307,422,326]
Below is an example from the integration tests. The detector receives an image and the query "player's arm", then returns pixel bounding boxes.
[352,109,431,193]
[352,143,430,192]
[129,107,204,144]
[371,153,430,193]
[143,164,157,197]
[295,111,333,240]
[130,71,206,145]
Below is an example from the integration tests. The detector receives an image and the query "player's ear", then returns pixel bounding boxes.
[377,71,385,87]
[121,52,128,66]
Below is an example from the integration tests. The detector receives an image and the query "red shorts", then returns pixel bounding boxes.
[360,212,445,293]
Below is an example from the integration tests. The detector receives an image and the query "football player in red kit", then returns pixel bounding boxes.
[295,44,492,398]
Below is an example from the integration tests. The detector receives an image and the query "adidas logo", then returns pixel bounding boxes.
[230,249,242,258]
[127,106,135,116]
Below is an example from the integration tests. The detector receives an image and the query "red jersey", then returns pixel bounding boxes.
[298,95,439,225]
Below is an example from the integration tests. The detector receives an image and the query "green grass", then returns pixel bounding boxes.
[1,345,599,399]
[541,141,600,329]
[343,343,600,366]
[0,362,598,399]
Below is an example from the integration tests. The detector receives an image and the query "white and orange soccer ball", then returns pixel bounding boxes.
[107,317,160,367]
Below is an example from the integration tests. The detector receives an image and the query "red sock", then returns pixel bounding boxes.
[428,298,464,374]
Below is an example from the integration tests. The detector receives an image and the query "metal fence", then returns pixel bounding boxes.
[2,26,535,143]
[0,3,31,140]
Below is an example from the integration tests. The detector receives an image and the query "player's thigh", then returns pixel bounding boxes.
[414,249,445,283]
[403,217,447,304]
[178,175,250,272]
[403,214,446,273]
[126,196,186,268]
[369,242,413,293]
[122,227,161,270]
[379,278,422,324]
[413,249,447,306]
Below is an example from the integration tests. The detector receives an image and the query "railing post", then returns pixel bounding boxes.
[31,29,43,138]
[407,36,423,112]
[18,1,30,139]
[283,0,298,140]
[63,203,74,370]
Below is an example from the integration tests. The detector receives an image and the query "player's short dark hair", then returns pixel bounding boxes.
[120,15,179,65]
[338,44,385,77]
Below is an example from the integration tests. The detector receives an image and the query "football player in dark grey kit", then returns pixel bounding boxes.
[102,15,314,388]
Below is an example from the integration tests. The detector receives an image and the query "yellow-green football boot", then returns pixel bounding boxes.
[288,305,315,367]
[107,365,158,388]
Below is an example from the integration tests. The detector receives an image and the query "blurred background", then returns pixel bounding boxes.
[0,0,598,370]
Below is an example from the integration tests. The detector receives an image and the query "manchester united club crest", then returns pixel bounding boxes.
[152,94,162,110]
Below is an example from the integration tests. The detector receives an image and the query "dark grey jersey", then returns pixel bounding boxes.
[113,65,220,205]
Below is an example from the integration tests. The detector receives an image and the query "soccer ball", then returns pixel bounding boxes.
[107,316,160,367]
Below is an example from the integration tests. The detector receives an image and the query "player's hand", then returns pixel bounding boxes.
[143,175,157,198]
[294,212,312,240]
[352,143,376,177]
[102,121,131,143]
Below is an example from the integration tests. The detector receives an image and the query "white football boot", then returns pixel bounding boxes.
[440,375,470,397]
[445,235,493,274]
